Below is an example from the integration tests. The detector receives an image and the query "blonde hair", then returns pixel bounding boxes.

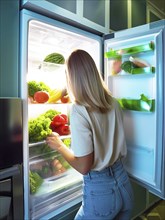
[66,49,113,113]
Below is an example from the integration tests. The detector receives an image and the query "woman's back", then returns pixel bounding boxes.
[70,98,127,171]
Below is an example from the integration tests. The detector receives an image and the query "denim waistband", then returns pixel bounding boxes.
[84,159,123,179]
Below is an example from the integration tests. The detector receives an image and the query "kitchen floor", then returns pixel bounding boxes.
[134,200,165,220]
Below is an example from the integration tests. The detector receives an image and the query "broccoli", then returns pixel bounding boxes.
[28,81,51,97]
[29,171,43,194]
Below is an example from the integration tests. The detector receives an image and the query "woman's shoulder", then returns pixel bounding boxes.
[70,103,87,115]
[111,97,120,108]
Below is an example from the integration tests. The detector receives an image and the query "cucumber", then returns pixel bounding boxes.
[44,52,65,64]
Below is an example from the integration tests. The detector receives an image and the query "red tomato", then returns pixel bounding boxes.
[61,95,70,103]
[34,91,49,103]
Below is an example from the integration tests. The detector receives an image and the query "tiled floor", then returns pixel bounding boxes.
[135,200,165,220]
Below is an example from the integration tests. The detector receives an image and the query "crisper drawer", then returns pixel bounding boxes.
[29,142,82,219]
[30,149,70,180]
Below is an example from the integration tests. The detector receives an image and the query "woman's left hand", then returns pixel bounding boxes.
[46,132,64,151]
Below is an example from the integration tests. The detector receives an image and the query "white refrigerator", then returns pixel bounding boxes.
[20,9,165,220]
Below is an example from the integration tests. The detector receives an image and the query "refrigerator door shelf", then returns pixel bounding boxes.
[109,66,155,77]
[105,41,154,59]
[107,54,155,77]
[105,21,165,198]
[117,95,155,112]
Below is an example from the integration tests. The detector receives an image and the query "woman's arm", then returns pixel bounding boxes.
[46,133,94,175]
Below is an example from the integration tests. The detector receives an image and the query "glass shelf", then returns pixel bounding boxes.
[29,135,71,147]
[105,41,154,59]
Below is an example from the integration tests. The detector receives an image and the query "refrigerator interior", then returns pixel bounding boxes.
[27,19,100,219]
[104,25,164,197]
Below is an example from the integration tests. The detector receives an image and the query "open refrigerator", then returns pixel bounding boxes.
[20,9,165,220]
[20,9,102,220]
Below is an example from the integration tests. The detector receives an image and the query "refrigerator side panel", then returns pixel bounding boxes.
[20,11,30,220]
[153,29,164,196]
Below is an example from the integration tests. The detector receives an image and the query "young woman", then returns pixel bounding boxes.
[46,49,134,220]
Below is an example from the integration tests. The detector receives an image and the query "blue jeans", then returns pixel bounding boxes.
[74,160,134,220]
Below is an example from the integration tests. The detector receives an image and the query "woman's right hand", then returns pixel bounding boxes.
[46,132,64,151]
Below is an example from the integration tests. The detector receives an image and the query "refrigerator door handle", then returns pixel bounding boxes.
[0,165,20,180]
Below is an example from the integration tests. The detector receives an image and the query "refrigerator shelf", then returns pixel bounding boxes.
[29,155,71,188]
[117,94,155,112]
[29,135,71,147]
[30,169,82,197]
[30,181,82,220]
[29,140,47,147]
[29,150,59,162]
[40,61,65,72]
[105,41,154,59]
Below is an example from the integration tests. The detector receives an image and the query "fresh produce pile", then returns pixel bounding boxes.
[28,81,51,98]
[28,81,70,104]
[29,138,71,194]
[47,88,70,104]
[29,170,43,194]
[121,57,150,74]
[109,56,151,75]
[29,110,70,143]
[43,52,65,64]
[29,109,60,143]
[30,154,71,179]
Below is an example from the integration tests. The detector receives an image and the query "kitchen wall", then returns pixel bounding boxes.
[0,0,20,97]
[0,0,163,219]
[109,0,165,32]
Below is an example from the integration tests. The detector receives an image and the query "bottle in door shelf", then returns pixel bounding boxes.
[109,57,122,75]
[129,56,150,68]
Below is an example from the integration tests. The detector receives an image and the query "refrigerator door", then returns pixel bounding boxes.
[0,98,23,169]
[104,20,165,198]
[20,9,102,220]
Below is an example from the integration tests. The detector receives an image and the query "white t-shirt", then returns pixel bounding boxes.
[70,98,127,171]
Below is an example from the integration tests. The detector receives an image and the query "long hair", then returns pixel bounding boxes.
[66,49,113,113]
